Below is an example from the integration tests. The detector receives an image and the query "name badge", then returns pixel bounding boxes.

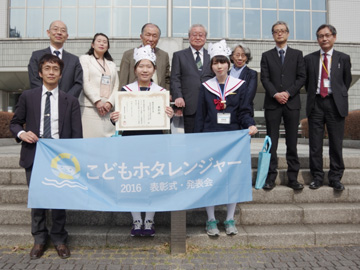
[323,79,330,88]
[217,113,231,124]
[101,75,111,85]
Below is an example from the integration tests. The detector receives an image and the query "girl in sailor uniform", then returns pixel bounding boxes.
[110,45,174,237]
[194,40,258,236]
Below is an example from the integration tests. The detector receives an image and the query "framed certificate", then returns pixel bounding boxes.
[115,91,170,131]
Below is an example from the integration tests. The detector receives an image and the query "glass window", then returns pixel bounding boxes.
[44,0,60,7]
[172,8,189,37]
[295,11,310,40]
[262,10,277,39]
[312,0,326,10]
[44,8,60,36]
[245,0,260,8]
[28,0,42,7]
[9,8,25,37]
[278,0,293,9]
[79,0,94,6]
[228,9,243,38]
[131,8,148,36]
[150,8,167,36]
[295,0,310,10]
[279,11,294,39]
[229,0,242,8]
[312,12,326,39]
[245,10,260,39]
[78,8,94,37]
[113,7,130,36]
[114,0,130,5]
[132,0,148,6]
[192,0,208,7]
[61,0,75,6]
[151,0,167,5]
[61,8,77,37]
[27,8,42,37]
[191,8,208,30]
[173,0,189,6]
[10,0,25,7]
[211,0,226,8]
[96,0,112,6]
[209,9,225,38]
[95,8,111,34]
[262,0,277,9]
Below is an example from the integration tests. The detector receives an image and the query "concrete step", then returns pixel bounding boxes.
[1,184,360,205]
[1,223,360,248]
[1,154,360,170]
[1,202,360,227]
[0,168,26,185]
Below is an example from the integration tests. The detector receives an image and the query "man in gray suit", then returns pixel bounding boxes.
[170,24,214,133]
[304,24,352,191]
[28,20,83,98]
[119,23,170,90]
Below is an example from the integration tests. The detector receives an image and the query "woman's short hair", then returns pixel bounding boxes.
[230,43,253,64]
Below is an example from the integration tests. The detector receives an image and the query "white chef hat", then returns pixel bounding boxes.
[208,39,232,59]
[133,45,156,65]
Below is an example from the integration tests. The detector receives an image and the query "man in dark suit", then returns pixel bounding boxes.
[119,23,170,90]
[304,24,352,191]
[10,54,83,260]
[260,21,306,190]
[171,24,214,133]
[28,20,83,98]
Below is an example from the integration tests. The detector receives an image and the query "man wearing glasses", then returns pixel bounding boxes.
[304,24,352,191]
[260,21,306,190]
[28,20,83,98]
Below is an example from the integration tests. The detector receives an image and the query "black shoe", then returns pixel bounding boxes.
[29,244,45,260]
[288,182,304,190]
[263,182,275,190]
[309,181,322,189]
[329,181,345,191]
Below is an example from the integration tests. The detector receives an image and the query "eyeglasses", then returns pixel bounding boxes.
[272,30,288,35]
[317,33,333,39]
[50,27,67,34]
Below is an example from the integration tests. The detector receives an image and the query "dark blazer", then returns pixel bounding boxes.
[231,66,258,117]
[170,47,214,116]
[119,47,170,90]
[10,87,83,169]
[261,47,306,110]
[28,47,83,98]
[194,80,255,133]
[304,50,352,117]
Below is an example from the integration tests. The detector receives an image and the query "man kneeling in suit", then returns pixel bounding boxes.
[10,54,83,260]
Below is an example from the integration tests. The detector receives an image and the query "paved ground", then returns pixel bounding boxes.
[1,244,360,269]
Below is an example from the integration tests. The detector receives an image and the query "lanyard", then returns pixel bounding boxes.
[216,76,230,101]
[320,53,332,76]
[95,56,106,73]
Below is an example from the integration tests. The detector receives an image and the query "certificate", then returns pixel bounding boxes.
[115,91,170,131]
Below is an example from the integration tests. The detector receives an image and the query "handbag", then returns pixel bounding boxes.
[255,135,272,189]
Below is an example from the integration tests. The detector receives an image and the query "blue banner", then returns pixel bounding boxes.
[28,130,252,211]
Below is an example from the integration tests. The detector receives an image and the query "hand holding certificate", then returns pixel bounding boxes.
[114,91,171,131]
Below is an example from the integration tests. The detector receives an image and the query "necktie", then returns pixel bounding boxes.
[279,49,285,65]
[195,51,203,71]
[320,53,329,97]
[43,92,52,138]
[54,50,60,58]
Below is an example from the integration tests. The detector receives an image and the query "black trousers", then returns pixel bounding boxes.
[308,95,345,183]
[25,167,68,245]
[265,105,300,184]
[184,114,196,133]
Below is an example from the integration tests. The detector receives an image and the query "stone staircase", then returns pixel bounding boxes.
[1,149,360,249]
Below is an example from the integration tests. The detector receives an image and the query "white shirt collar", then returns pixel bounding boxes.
[50,45,64,56]
[320,48,334,56]
[190,45,204,55]
[42,85,59,99]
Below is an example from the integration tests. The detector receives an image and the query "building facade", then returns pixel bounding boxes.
[0,0,359,124]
